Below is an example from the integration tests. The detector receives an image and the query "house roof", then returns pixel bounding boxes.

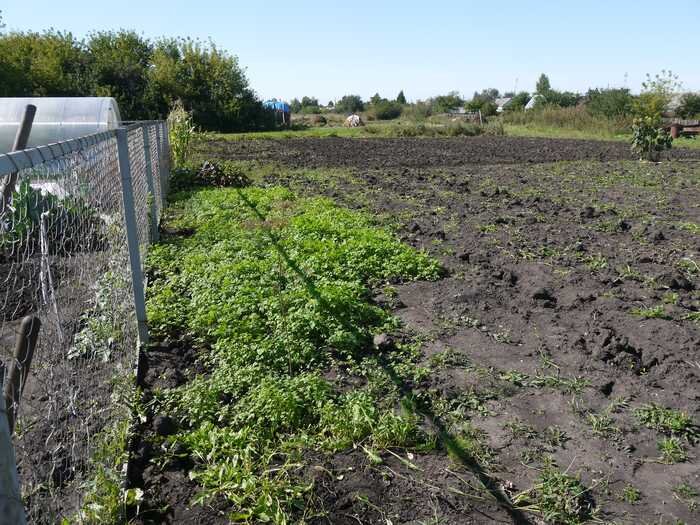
[495,97,512,108]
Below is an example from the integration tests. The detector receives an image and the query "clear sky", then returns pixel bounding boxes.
[3,1,699,103]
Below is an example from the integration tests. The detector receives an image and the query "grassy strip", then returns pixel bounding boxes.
[145,186,441,522]
[203,119,700,150]
[204,119,503,141]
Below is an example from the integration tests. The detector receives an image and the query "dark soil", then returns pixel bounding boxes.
[200,136,700,169]
[139,137,700,524]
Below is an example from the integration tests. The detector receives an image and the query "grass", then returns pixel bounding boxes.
[145,185,442,522]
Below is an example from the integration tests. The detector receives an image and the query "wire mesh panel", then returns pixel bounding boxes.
[0,121,169,522]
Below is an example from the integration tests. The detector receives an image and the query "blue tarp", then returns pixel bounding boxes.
[263,100,290,112]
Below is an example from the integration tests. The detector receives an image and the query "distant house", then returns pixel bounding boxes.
[525,94,545,110]
[447,107,467,115]
[495,97,512,113]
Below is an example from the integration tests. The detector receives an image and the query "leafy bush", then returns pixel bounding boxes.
[631,116,672,161]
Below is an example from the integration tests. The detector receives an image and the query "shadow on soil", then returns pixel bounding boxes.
[236,189,531,524]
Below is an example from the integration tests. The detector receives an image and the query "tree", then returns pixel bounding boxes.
[371,100,402,120]
[472,88,499,103]
[536,74,551,95]
[87,30,153,120]
[396,90,406,104]
[0,10,5,31]
[678,93,700,118]
[634,70,681,121]
[505,92,530,111]
[432,91,463,113]
[290,98,302,113]
[147,38,269,131]
[335,94,364,113]
[585,88,633,118]
[0,30,90,97]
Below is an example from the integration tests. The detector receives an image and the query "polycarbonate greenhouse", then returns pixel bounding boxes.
[0,97,122,153]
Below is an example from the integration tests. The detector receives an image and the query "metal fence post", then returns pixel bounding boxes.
[154,124,166,210]
[161,121,171,196]
[116,127,149,347]
[0,374,26,525]
[141,125,159,243]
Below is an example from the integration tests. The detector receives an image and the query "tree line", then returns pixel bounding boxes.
[0,27,276,132]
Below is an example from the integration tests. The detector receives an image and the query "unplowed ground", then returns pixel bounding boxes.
[144,137,700,524]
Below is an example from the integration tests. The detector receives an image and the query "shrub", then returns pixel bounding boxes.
[631,116,672,161]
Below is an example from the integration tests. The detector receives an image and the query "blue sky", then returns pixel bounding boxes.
[3,1,699,103]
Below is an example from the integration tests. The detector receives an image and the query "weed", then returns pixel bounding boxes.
[514,463,595,525]
[677,221,700,234]
[544,426,570,448]
[504,419,538,441]
[630,305,671,320]
[672,483,699,511]
[587,413,618,438]
[633,403,697,440]
[620,484,642,504]
[682,311,700,323]
[663,291,680,305]
[658,437,688,463]
[585,253,608,271]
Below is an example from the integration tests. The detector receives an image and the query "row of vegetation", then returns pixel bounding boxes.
[291,72,700,123]
[0,22,274,131]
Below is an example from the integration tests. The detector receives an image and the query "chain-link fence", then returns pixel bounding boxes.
[0,121,169,523]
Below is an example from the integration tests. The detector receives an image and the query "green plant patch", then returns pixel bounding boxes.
[146,186,441,523]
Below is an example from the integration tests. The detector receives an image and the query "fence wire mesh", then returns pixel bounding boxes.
[0,121,168,523]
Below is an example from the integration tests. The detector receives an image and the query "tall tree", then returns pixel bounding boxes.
[396,90,406,104]
[536,73,551,95]
[87,30,153,120]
